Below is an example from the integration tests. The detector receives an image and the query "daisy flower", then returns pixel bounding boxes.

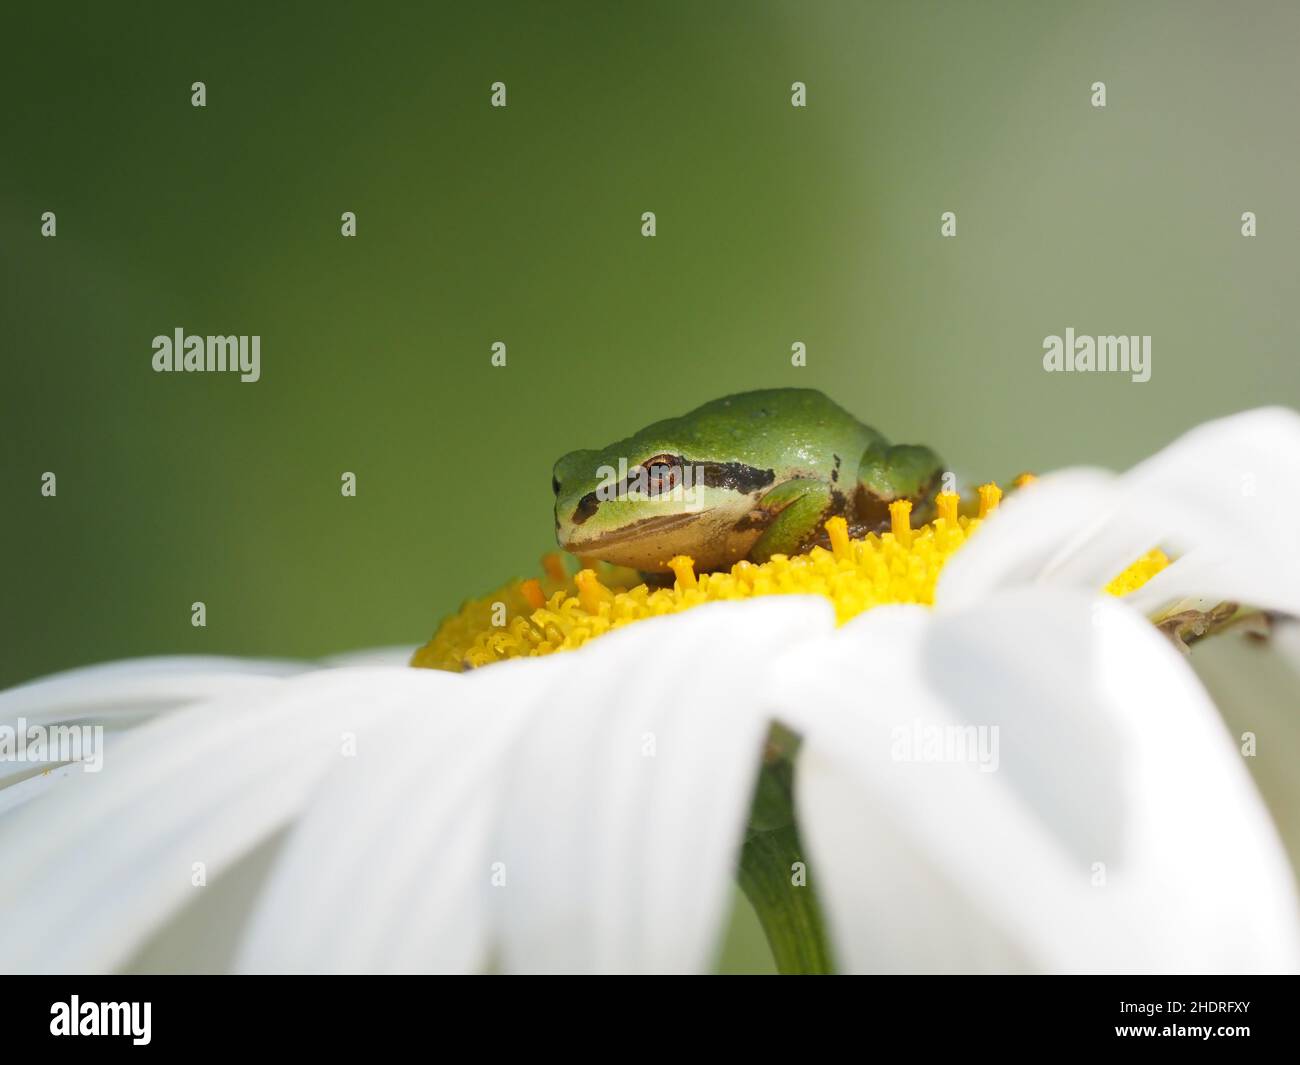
[1,409,1297,974]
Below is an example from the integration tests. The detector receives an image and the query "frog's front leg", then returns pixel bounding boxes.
[856,443,944,526]
[749,479,833,562]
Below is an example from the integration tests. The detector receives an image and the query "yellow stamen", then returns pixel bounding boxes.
[519,578,545,610]
[889,499,913,548]
[825,516,851,561]
[575,568,607,615]
[413,477,1175,672]
[541,552,568,583]
[1013,472,1037,488]
[668,554,697,590]
[936,490,959,526]
[977,483,1002,518]
[1106,548,1171,596]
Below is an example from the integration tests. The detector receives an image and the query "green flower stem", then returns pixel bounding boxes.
[737,750,835,974]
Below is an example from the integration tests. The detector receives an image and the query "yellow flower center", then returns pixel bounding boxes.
[412,483,1169,672]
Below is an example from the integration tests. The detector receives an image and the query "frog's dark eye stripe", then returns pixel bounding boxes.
[568,457,776,527]
[698,461,775,493]
[552,475,561,496]
[572,491,600,525]
[622,458,775,496]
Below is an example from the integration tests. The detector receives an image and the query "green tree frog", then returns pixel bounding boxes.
[553,388,943,573]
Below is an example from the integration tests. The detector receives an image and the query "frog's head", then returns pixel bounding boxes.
[552,436,774,573]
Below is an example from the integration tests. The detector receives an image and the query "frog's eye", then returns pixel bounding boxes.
[641,454,682,495]
[552,475,561,496]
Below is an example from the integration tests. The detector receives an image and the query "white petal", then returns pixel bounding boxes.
[236,597,836,974]
[775,589,1300,973]
[936,470,1121,610]
[0,655,306,730]
[122,829,289,974]
[0,764,79,816]
[0,666,442,973]
[494,598,833,974]
[0,657,306,791]
[1122,546,1298,620]
[234,665,530,974]
[1072,407,1300,613]
[939,408,1300,616]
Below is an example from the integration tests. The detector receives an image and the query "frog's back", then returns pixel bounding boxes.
[661,388,882,476]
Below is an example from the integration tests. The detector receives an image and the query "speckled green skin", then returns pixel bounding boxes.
[553,388,942,573]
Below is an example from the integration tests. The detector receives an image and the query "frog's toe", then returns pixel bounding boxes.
[856,444,943,523]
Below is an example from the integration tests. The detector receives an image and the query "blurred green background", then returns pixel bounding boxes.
[3,0,1298,684]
